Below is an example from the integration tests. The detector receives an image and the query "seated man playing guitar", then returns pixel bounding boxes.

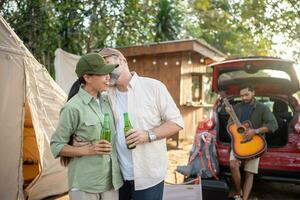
[225,84,278,200]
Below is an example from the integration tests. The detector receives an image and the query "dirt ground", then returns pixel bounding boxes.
[165,139,193,184]
[166,139,300,200]
[52,139,300,200]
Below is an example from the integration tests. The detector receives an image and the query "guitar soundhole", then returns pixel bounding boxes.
[237,127,245,133]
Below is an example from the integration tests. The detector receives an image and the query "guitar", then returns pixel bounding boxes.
[221,94,267,159]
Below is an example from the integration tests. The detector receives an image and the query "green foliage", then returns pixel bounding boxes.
[0,0,183,75]
[267,0,300,62]
[113,0,156,46]
[84,0,115,51]
[187,0,272,57]
[1,0,57,75]
[0,0,299,79]
[154,0,183,42]
[186,0,299,61]
[51,0,87,54]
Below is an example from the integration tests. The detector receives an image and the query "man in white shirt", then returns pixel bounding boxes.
[99,48,184,200]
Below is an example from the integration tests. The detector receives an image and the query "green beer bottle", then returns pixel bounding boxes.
[101,113,111,142]
[124,112,136,149]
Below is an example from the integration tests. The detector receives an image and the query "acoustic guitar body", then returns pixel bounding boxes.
[227,121,267,160]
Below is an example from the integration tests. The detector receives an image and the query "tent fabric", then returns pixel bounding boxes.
[0,35,25,200]
[0,15,68,199]
[54,48,80,93]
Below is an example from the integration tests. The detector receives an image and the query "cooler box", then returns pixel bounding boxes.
[202,179,229,200]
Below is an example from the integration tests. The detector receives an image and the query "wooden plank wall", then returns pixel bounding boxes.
[125,53,213,140]
[127,53,181,106]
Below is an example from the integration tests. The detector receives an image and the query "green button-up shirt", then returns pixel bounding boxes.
[50,87,123,193]
[234,99,278,133]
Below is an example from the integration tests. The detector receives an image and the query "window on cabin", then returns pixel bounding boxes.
[192,75,202,102]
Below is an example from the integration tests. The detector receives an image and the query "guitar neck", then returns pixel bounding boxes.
[223,98,242,127]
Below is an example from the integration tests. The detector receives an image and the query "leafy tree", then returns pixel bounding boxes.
[84,0,116,51]
[185,0,299,61]
[51,0,86,54]
[154,0,183,42]
[1,0,299,78]
[1,0,57,75]
[113,0,155,46]
[186,0,272,57]
[266,0,300,62]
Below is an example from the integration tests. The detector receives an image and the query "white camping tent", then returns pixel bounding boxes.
[0,15,68,199]
[54,48,79,93]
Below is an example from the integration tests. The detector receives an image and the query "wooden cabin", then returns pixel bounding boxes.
[117,39,226,145]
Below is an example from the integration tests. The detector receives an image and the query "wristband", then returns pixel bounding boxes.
[255,128,263,135]
[147,129,157,142]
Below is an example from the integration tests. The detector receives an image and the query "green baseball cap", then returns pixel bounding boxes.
[75,53,118,77]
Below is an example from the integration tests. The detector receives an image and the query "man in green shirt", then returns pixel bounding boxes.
[229,84,278,200]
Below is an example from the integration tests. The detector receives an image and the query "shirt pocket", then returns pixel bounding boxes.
[79,118,101,141]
